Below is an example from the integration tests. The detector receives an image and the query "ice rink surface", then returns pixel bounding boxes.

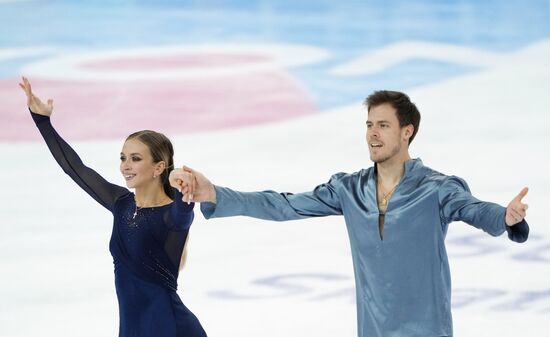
[0,1,549,336]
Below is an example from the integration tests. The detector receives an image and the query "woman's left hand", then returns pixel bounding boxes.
[169,168,195,203]
[19,77,54,116]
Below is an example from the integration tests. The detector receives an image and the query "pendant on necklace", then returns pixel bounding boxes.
[381,198,387,206]
[133,201,140,219]
[133,205,139,219]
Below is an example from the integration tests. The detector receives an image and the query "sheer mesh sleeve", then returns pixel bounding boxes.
[31,111,129,212]
[163,189,194,268]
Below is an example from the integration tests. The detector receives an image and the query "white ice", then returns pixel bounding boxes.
[1,39,549,337]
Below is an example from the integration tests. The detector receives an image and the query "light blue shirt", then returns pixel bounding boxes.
[201,158,528,337]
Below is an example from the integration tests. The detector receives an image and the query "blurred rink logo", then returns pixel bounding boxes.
[0,44,329,141]
[207,233,550,312]
[1,39,536,142]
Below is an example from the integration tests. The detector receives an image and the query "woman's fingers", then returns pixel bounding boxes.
[19,77,53,116]
[18,79,32,99]
[19,83,31,105]
[180,183,192,204]
[182,172,193,204]
[23,77,32,95]
[170,167,197,204]
[174,178,183,191]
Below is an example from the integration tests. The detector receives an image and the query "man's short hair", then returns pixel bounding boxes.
[364,90,421,144]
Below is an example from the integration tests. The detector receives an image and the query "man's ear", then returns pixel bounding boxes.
[403,124,414,142]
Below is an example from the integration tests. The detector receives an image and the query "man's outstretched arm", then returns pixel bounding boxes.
[439,176,529,243]
[170,166,344,221]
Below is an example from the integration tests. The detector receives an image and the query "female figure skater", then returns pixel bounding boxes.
[20,77,207,337]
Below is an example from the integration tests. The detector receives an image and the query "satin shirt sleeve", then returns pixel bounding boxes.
[438,176,529,242]
[200,173,345,221]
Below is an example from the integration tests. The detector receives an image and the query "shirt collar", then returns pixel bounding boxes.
[405,158,423,173]
[371,158,423,178]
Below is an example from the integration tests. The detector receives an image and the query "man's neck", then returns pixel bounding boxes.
[376,153,411,185]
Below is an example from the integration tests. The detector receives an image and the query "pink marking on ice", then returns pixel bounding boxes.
[82,54,271,70]
[1,70,315,141]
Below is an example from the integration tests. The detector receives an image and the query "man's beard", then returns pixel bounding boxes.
[370,143,401,164]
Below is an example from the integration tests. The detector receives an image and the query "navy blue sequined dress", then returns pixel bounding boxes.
[32,112,207,337]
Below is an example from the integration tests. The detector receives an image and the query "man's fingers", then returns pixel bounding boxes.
[185,182,191,204]
[182,165,195,174]
[512,205,527,219]
[187,172,195,203]
[516,203,528,213]
[507,207,524,223]
[515,187,529,202]
[508,207,521,219]
[189,173,195,194]
[512,202,528,213]
[192,174,197,201]
[174,166,199,203]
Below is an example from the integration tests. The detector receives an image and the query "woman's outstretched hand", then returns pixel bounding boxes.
[169,166,217,204]
[169,168,196,204]
[19,77,53,116]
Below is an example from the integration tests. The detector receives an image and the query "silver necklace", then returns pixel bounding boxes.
[133,204,142,219]
[133,196,171,219]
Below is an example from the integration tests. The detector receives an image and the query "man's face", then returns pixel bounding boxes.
[366,103,408,164]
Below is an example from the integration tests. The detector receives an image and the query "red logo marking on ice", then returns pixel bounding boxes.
[82,54,271,70]
[2,50,317,141]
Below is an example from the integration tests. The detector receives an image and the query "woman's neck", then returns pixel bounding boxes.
[134,183,171,207]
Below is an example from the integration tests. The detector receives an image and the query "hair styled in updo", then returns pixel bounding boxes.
[126,130,174,197]
[125,130,190,270]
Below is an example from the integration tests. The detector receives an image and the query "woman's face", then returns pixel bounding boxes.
[120,138,161,189]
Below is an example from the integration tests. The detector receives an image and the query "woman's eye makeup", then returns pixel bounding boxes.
[120,154,142,161]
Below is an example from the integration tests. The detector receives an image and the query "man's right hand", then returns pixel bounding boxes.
[179,165,217,203]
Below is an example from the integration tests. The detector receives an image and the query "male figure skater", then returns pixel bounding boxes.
[171,90,529,337]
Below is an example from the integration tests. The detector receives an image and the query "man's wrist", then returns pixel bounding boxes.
[208,185,217,203]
